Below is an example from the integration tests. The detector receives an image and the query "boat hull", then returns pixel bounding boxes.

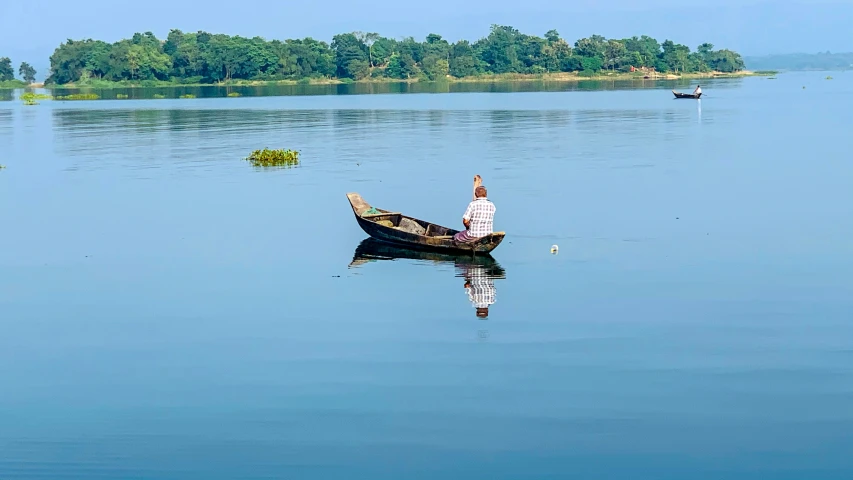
[673,90,702,99]
[347,193,505,255]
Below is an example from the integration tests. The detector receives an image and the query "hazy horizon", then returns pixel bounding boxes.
[2,0,851,80]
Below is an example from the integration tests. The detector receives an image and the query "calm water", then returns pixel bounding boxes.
[7,76,751,101]
[1,72,852,479]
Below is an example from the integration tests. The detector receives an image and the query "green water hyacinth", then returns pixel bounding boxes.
[54,93,99,100]
[245,148,300,167]
[227,92,242,97]
[153,93,166,99]
[179,94,196,99]
[20,92,52,105]
[117,93,129,99]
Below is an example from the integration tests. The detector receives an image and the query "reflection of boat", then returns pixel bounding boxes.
[346,192,505,255]
[349,238,505,318]
[350,238,506,277]
[673,90,702,99]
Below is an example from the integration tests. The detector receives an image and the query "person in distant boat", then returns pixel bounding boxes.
[693,85,702,95]
[454,176,496,243]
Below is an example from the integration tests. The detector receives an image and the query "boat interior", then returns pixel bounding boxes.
[347,192,457,238]
[362,210,454,238]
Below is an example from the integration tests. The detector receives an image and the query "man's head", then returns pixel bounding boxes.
[474,186,487,198]
[476,307,489,318]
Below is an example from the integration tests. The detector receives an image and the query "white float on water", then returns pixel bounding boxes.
[550,245,559,254]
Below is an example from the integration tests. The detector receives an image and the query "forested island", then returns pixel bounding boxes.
[27,25,746,87]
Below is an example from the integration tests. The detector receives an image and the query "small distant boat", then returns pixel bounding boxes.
[673,90,702,99]
[346,192,505,254]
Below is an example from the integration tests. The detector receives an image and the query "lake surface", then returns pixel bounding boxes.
[1,72,852,479]
[7,75,755,100]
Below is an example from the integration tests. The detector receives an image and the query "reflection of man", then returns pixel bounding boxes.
[463,266,496,318]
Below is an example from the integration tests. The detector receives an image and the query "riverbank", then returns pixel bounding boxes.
[452,70,769,83]
[0,80,29,89]
[43,70,771,90]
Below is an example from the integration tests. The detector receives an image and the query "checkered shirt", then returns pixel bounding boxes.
[462,197,496,238]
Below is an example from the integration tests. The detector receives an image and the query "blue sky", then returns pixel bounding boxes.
[2,0,851,78]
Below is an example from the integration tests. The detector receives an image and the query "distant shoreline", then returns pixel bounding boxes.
[745,52,853,71]
[0,80,30,89]
[27,70,771,90]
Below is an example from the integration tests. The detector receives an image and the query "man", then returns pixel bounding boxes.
[693,85,702,95]
[453,181,496,243]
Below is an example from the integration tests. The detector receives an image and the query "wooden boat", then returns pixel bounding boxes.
[673,90,702,99]
[347,192,505,254]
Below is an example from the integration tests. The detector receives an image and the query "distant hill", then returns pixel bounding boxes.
[745,52,853,71]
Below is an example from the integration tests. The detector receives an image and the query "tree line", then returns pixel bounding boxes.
[0,57,36,84]
[41,25,746,85]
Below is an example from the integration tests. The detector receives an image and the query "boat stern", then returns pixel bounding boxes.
[347,192,373,217]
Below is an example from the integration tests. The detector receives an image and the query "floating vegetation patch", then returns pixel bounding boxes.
[117,93,129,99]
[20,92,52,105]
[826,76,833,80]
[0,164,5,170]
[179,94,197,99]
[245,148,300,168]
[54,93,100,100]
[226,92,242,97]
[153,93,166,99]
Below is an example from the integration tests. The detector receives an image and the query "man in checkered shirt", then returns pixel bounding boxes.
[453,184,496,243]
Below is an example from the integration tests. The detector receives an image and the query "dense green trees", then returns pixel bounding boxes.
[18,62,37,83]
[331,33,370,79]
[44,26,746,85]
[0,57,14,81]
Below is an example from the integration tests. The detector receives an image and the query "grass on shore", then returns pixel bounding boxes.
[0,79,28,89]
